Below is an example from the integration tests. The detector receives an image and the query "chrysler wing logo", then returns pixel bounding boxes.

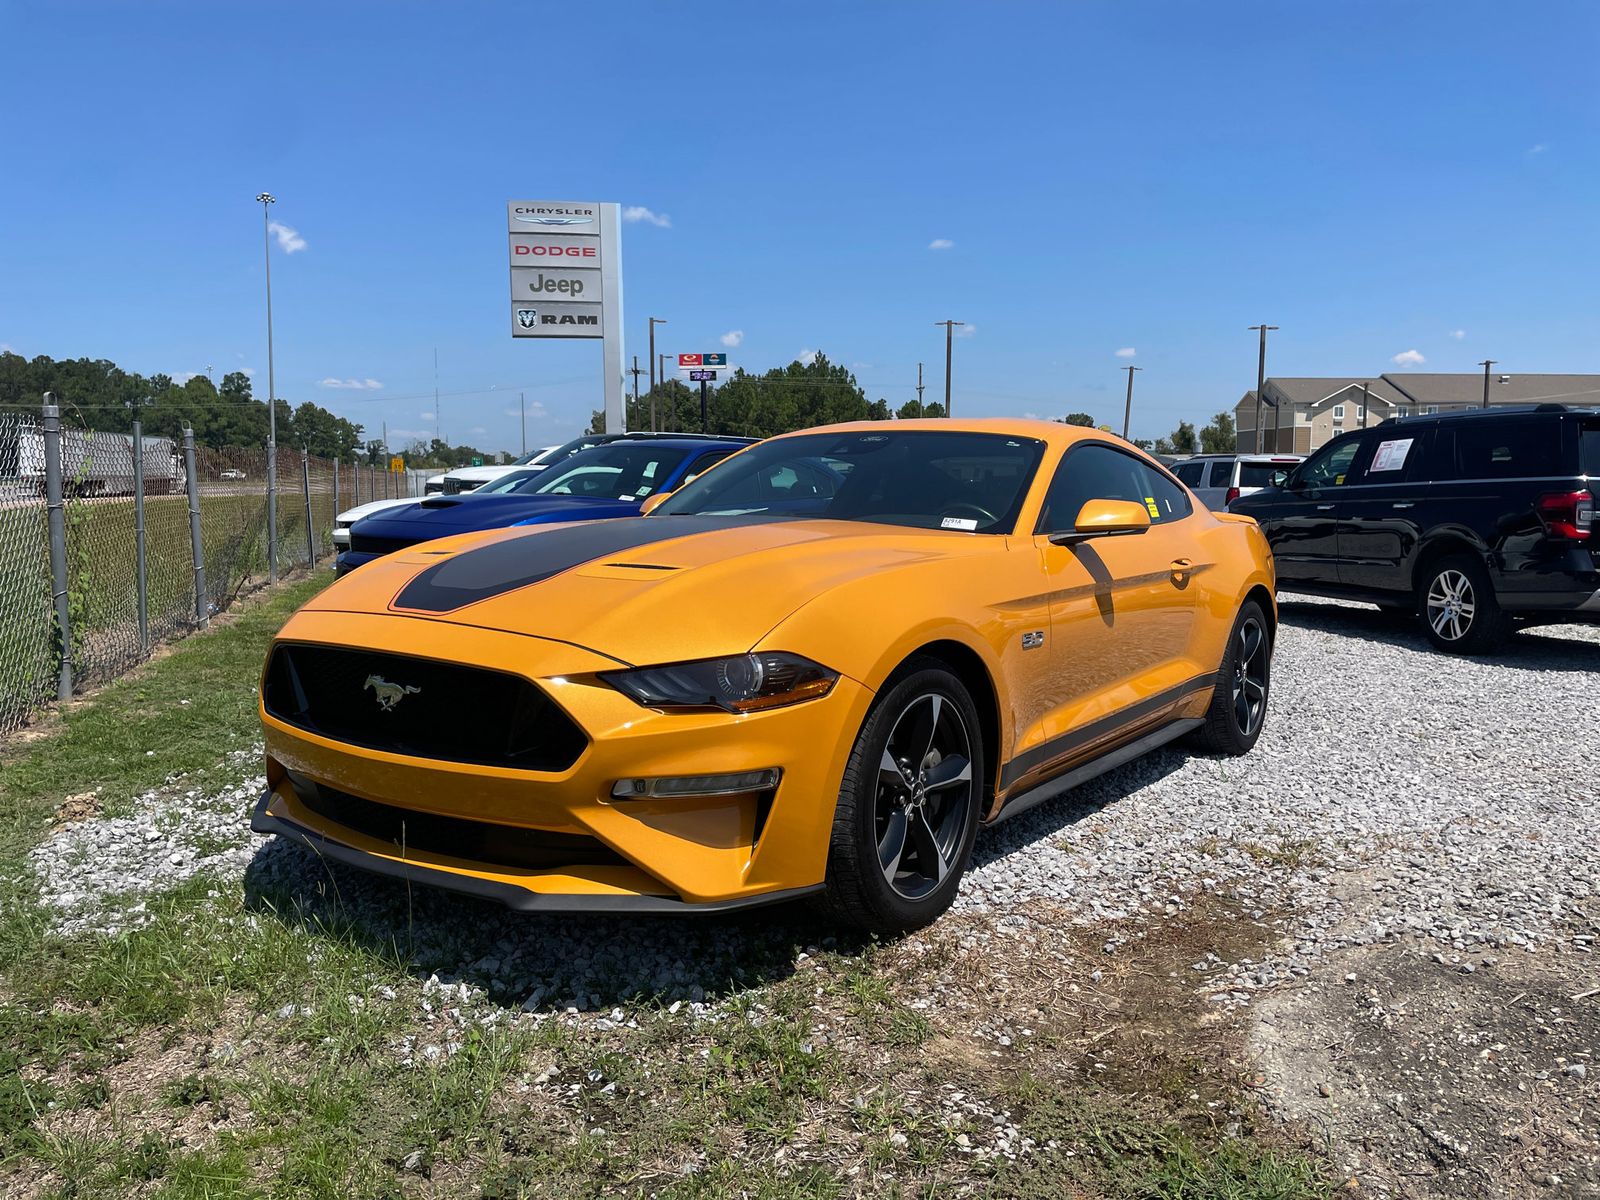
[516,308,538,328]
[513,215,593,226]
[364,674,420,711]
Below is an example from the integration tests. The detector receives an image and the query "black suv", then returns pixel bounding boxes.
[1230,405,1598,652]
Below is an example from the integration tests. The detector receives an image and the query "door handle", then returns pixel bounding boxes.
[1392,502,1415,510]
[1315,504,1335,511]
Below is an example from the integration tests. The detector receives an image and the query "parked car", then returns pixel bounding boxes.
[1229,405,1599,652]
[425,445,560,495]
[337,436,753,573]
[256,420,1276,931]
[424,432,743,494]
[1171,453,1304,511]
[332,495,441,549]
[219,467,248,481]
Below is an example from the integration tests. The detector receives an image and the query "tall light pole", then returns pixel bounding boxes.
[519,392,526,456]
[657,353,668,432]
[1360,381,1371,429]
[1248,324,1278,452]
[1479,359,1496,409]
[1121,365,1142,440]
[916,362,925,417]
[935,320,964,416]
[648,317,667,420]
[257,192,279,584]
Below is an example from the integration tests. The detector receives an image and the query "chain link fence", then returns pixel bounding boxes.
[0,401,440,735]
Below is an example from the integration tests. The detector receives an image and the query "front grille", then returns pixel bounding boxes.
[348,531,420,555]
[264,644,587,771]
[442,478,465,494]
[286,771,622,870]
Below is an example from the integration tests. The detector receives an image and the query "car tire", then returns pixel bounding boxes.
[1191,600,1271,757]
[815,658,984,935]
[1416,553,1506,654]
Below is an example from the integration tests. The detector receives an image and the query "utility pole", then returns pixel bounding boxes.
[629,355,645,420]
[657,354,668,432]
[256,192,279,584]
[1248,324,1279,452]
[916,362,925,417]
[1121,365,1142,440]
[1479,359,1496,409]
[519,392,526,456]
[935,321,964,416]
[648,317,667,398]
[1361,382,1371,429]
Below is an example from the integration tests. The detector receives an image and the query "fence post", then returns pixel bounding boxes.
[133,417,149,653]
[42,394,73,702]
[183,427,209,630]
[333,457,340,518]
[301,448,315,564]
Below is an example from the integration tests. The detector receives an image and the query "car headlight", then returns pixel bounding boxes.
[601,652,838,713]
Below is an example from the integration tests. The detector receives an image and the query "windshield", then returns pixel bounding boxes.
[477,469,543,494]
[509,444,691,500]
[654,430,1046,534]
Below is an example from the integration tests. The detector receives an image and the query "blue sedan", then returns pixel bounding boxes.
[336,436,751,573]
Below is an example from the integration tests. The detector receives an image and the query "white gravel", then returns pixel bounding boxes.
[23,595,1600,1010]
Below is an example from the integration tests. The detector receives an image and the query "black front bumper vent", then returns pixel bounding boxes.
[263,644,587,772]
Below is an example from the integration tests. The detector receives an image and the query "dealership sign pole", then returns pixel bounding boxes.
[678,354,728,434]
[508,201,626,432]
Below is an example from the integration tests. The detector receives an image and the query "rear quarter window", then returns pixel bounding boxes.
[1581,423,1600,476]
[1454,418,1565,479]
[1207,461,1234,487]
[1237,462,1280,488]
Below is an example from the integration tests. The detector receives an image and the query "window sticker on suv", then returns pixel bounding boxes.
[1370,438,1414,473]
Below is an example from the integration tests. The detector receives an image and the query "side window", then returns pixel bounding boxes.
[1207,460,1234,488]
[682,450,732,485]
[1453,418,1563,479]
[1296,436,1363,488]
[1173,461,1204,485]
[1036,444,1191,532]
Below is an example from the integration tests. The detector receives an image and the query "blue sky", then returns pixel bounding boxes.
[2,1,1596,450]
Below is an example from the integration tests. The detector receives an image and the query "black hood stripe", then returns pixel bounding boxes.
[391,515,782,613]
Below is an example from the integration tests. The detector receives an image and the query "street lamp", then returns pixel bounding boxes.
[257,192,279,583]
[1248,324,1279,452]
[935,320,964,416]
[648,317,667,429]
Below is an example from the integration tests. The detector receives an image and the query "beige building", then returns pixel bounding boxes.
[1235,373,1600,453]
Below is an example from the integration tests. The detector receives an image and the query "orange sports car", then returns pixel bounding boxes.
[254,420,1276,931]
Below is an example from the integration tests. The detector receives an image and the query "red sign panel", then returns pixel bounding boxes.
[678,353,702,367]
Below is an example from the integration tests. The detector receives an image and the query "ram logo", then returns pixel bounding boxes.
[516,308,538,329]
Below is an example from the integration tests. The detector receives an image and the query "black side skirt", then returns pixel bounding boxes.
[991,717,1205,825]
[250,790,823,915]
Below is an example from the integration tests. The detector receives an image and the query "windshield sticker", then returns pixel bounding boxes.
[1144,497,1161,518]
[1370,438,1415,473]
[940,516,978,531]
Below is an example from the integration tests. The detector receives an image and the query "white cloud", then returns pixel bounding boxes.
[1528,143,1548,155]
[929,238,954,250]
[1449,329,1466,340]
[797,348,819,366]
[1115,347,1136,358]
[622,205,671,228]
[469,426,487,435]
[1392,349,1426,367]
[319,377,384,390]
[419,412,435,420]
[954,324,976,338]
[268,220,307,253]
[720,330,744,348]
[242,367,257,377]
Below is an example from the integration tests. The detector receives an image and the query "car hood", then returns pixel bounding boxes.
[337,496,428,524]
[355,494,640,538]
[303,514,985,666]
[444,465,523,484]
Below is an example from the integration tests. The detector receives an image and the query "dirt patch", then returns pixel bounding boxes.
[50,791,100,827]
[1254,873,1600,1198]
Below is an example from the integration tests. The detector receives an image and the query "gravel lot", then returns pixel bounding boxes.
[24,594,1600,1191]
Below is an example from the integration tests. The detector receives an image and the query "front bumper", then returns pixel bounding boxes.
[256,609,872,911]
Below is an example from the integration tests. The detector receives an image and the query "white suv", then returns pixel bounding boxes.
[1170,453,1304,511]
[426,445,560,495]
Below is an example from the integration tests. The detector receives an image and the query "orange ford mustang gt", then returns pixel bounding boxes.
[254,420,1276,932]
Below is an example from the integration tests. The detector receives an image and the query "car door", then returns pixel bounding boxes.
[1028,442,1210,746]
[1263,433,1366,586]
[1336,426,1434,594]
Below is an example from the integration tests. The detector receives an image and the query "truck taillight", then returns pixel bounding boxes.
[1536,490,1593,541]
[1224,486,1240,507]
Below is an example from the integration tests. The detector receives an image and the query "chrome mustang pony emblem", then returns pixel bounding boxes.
[364,674,420,712]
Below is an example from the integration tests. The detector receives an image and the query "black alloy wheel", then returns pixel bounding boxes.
[1192,600,1272,756]
[817,660,984,934]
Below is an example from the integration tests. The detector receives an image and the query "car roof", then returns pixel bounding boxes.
[1379,403,1586,426]
[764,417,1149,451]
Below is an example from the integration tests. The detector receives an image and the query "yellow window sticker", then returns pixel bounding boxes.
[1144,496,1161,518]
[1334,474,1345,485]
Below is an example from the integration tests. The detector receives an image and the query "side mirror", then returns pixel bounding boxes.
[1048,498,1152,546]
[639,491,674,516]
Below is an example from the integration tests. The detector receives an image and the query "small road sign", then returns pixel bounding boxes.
[689,369,717,382]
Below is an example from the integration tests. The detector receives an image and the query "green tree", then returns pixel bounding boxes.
[1198,410,1237,454]
[1169,421,1197,455]
[1058,412,1095,426]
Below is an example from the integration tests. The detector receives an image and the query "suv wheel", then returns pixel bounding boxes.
[816,659,984,934]
[1417,554,1506,654]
